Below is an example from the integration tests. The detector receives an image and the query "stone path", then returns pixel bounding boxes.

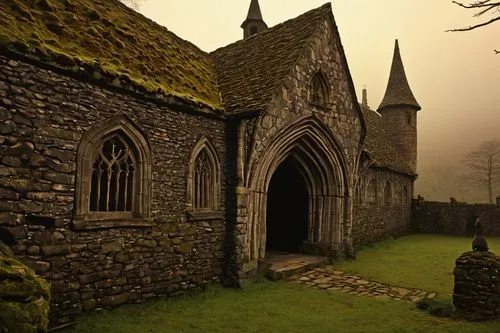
[287,266,437,303]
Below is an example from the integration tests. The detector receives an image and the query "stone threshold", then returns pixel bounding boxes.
[264,252,329,281]
[288,266,438,303]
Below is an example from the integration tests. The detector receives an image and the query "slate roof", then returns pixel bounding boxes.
[211,4,332,114]
[378,40,421,111]
[360,104,414,175]
[0,0,222,110]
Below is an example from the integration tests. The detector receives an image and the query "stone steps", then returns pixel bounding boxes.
[264,253,329,281]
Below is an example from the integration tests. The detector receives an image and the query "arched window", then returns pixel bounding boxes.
[354,181,363,205]
[384,181,392,206]
[310,71,329,106]
[250,26,258,36]
[402,185,409,205]
[187,137,221,213]
[406,112,412,125]
[367,178,377,205]
[74,116,152,229]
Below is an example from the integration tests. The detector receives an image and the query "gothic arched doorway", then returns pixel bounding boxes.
[266,156,309,252]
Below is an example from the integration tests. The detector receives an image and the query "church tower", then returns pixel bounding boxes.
[241,0,268,39]
[378,40,421,173]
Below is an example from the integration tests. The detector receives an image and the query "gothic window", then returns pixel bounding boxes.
[402,185,409,205]
[384,181,392,206]
[74,116,152,230]
[89,135,135,212]
[310,72,329,106]
[188,138,221,214]
[354,181,363,205]
[367,179,377,205]
[250,26,258,36]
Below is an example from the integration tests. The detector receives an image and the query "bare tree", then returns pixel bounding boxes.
[448,1,500,54]
[120,0,144,10]
[462,140,500,203]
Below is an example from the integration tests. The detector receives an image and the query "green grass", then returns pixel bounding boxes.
[335,234,500,295]
[69,281,499,333]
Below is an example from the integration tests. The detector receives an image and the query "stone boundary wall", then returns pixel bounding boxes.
[412,201,500,236]
[0,54,229,326]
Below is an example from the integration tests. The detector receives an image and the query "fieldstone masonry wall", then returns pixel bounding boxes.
[454,251,500,320]
[353,169,412,248]
[0,55,227,325]
[412,201,500,235]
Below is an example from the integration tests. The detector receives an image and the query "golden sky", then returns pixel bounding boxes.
[138,0,500,173]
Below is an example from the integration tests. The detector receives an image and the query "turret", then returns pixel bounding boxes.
[241,0,268,39]
[378,40,421,173]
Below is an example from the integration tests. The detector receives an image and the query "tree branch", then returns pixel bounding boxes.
[447,15,500,31]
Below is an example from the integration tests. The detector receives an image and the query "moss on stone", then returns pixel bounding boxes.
[0,251,51,333]
[0,0,223,111]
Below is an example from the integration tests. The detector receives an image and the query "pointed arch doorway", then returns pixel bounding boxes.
[266,156,309,253]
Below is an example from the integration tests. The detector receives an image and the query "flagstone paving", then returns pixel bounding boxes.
[287,266,438,302]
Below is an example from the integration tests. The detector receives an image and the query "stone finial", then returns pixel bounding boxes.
[472,218,489,251]
[362,88,368,107]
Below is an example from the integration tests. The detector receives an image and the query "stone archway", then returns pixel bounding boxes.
[245,116,350,263]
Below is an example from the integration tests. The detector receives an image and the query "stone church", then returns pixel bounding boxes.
[0,0,420,324]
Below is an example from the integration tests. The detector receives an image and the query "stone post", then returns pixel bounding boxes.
[453,219,500,320]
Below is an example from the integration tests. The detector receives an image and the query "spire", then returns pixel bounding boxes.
[378,40,421,111]
[246,0,264,21]
[241,0,268,39]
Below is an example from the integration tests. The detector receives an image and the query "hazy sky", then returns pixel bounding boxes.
[138,0,500,173]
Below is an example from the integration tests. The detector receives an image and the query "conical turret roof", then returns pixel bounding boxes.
[378,40,420,111]
[245,0,264,21]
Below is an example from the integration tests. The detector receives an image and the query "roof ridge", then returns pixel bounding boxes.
[211,3,331,55]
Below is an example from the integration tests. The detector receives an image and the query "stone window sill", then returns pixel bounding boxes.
[186,210,224,221]
[72,216,154,230]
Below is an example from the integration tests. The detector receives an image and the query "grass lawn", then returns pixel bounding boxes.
[68,234,500,332]
[69,280,499,333]
[335,234,500,295]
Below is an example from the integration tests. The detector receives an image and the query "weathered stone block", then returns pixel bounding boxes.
[101,292,129,307]
[43,171,75,185]
[41,245,71,256]
[26,192,57,202]
[0,212,24,225]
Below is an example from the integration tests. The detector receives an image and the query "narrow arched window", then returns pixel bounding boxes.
[74,116,152,230]
[310,72,329,106]
[402,185,409,205]
[188,138,221,213]
[384,181,392,206]
[354,181,363,205]
[367,179,377,205]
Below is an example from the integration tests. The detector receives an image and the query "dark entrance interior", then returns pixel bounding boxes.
[266,157,309,252]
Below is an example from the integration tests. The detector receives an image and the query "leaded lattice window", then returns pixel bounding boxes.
[89,135,135,212]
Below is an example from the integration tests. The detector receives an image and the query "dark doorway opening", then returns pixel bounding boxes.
[266,157,309,253]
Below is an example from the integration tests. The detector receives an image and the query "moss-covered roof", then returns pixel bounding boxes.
[0,0,223,111]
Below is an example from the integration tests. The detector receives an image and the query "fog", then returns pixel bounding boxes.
[137,0,500,203]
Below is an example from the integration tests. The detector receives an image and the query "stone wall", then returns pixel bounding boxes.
[454,251,500,320]
[353,168,412,248]
[0,54,228,325]
[412,201,500,235]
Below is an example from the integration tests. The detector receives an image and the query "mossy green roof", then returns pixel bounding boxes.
[0,0,223,111]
